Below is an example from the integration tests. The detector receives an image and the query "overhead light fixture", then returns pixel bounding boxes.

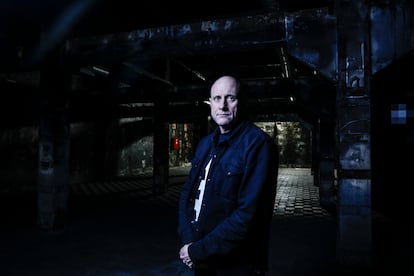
[92,66,110,76]
[119,117,145,124]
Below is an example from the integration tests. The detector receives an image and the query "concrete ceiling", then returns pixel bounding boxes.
[0,0,411,127]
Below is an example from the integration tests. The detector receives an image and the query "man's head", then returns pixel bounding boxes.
[209,75,242,133]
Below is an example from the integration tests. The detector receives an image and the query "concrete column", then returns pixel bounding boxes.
[312,124,320,186]
[335,0,372,267]
[37,49,71,230]
[38,109,70,230]
[153,92,169,195]
[318,119,336,211]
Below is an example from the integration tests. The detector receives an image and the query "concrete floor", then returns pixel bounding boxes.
[1,168,412,275]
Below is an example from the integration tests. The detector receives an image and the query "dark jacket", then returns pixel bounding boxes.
[177,120,279,270]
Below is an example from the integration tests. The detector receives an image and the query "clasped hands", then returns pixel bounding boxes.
[179,243,194,268]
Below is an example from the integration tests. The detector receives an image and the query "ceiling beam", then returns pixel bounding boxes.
[64,12,287,68]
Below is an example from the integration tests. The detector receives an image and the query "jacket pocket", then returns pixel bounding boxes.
[213,162,244,201]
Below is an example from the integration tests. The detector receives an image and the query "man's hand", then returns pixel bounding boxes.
[179,243,194,268]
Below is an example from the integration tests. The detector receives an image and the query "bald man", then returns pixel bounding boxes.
[178,75,279,275]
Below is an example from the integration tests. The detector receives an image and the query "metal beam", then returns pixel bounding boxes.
[64,13,286,68]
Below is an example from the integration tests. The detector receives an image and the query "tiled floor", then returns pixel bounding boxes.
[1,167,412,275]
[70,167,335,221]
[273,168,334,221]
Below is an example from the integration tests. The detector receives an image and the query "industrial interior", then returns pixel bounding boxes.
[1,0,414,275]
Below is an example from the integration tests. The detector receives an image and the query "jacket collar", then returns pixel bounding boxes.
[211,119,249,147]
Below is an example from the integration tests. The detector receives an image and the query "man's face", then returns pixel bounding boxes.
[209,76,239,133]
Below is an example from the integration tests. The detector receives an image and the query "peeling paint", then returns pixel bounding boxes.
[39,142,54,175]
[178,24,192,35]
[201,21,220,32]
[224,20,233,31]
[340,142,371,170]
[339,178,371,206]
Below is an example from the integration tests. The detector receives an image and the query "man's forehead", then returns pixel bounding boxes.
[211,89,237,96]
[211,82,237,95]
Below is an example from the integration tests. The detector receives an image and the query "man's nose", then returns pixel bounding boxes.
[219,99,228,109]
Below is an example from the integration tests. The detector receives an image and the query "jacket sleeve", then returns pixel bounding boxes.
[188,137,278,261]
[177,169,195,244]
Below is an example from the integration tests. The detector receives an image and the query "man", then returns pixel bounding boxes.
[178,75,279,275]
